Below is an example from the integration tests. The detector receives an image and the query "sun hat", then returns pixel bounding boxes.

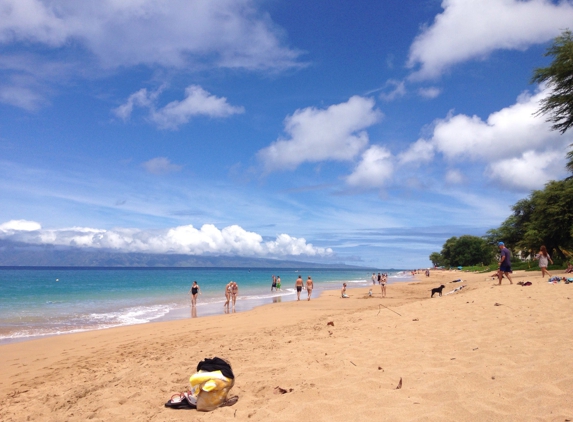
[498,242,504,246]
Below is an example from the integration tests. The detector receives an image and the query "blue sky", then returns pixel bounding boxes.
[1,0,573,268]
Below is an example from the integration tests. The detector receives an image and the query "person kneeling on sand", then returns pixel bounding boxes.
[341,283,349,298]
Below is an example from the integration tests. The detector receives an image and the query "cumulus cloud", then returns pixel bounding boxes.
[0,220,333,257]
[398,139,435,166]
[114,85,244,129]
[346,146,394,188]
[407,0,573,80]
[0,219,42,231]
[488,150,566,191]
[141,157,182,175]
[257,96,382,171]
[0,0,300,71]
[430,88,567,161]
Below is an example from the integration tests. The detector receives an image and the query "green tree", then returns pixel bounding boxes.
[491,178,573,260]
[531,29,573,172]
[438,235,494,267]
[429,252,444,267]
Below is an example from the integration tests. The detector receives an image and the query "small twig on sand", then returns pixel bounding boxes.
[350,361,357,366]
[377,304,402,317]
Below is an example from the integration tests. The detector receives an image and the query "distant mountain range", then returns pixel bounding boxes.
[0,240,366,269]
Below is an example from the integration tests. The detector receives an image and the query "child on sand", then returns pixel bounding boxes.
[341,283,348,298]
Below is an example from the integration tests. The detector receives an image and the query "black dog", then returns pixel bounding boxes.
[431,285,445,297]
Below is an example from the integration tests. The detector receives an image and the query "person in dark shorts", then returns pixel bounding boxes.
[497,242,513,285]
[295,275,304,301]
[271,275,277,291]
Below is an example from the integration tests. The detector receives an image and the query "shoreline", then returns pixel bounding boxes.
[2,269,572,421]
[0,272,413,345]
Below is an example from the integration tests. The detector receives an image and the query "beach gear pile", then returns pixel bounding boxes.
[165,357,238,411]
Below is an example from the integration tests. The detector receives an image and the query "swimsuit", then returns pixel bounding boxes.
[191,286,198,295]
[296,286,302,292]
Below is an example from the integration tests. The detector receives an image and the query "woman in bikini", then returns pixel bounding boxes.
[189,281,201,307]
[306,276,313,301]
[231,282,239,307]
[224,281,232,308]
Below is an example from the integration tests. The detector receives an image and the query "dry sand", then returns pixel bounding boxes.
[1,270,572,421]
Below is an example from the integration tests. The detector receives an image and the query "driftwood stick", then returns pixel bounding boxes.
[377,304,402,317]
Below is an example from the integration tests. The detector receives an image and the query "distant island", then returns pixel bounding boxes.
[0,240,367,269]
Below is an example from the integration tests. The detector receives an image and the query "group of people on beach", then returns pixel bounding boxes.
[188,280,239,310]
[497,242,556,285]
[270,275,282,291]
[371,272,388,297]
[294,275,313,301]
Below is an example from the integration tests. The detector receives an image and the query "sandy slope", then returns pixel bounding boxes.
[1,270,572,421]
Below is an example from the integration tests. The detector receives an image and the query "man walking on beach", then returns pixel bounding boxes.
[497,242,513,285]
[295,276,304,301]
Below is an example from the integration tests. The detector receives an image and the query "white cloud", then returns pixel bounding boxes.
[398,139,435,166]
[257,96,382,171]
[150,85,245,129]
[488,149,566,191]
[418,87,441,99]
[379,79,406,101]
[346,145,393,188]
[407,0,573,80]
[0,0,300,71]
[141,157,182,175]
[0,220,333,257]
[444,169,465,185]
[113,88,158,121]
[430,88,568,161]
[114,85,244,129]
[0,219,42,231]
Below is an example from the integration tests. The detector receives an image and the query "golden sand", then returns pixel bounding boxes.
[1,270,572,421]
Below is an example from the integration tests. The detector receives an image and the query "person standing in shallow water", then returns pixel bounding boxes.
[306,276,313,301]
[271,275,277,291]
[231,281,239,307]
[276,276,282,291]
[295,275,304,301]
[189,281,200,307]
[497,242,514,285]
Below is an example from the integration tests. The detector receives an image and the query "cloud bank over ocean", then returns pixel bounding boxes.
[0,220,332,258]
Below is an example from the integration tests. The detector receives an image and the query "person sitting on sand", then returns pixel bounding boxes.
[295,276,304,301]
[189,281,201,307]
[306,276,313,301]
[341,283,349,298]
[566,262,573,274]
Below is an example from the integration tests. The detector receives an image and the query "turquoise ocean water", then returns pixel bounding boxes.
[0,267,411,343]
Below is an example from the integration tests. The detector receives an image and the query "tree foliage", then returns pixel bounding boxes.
[532,29,573,172]
[430,235,494,267]
[532,29,573,135]
[489,178,573,260]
